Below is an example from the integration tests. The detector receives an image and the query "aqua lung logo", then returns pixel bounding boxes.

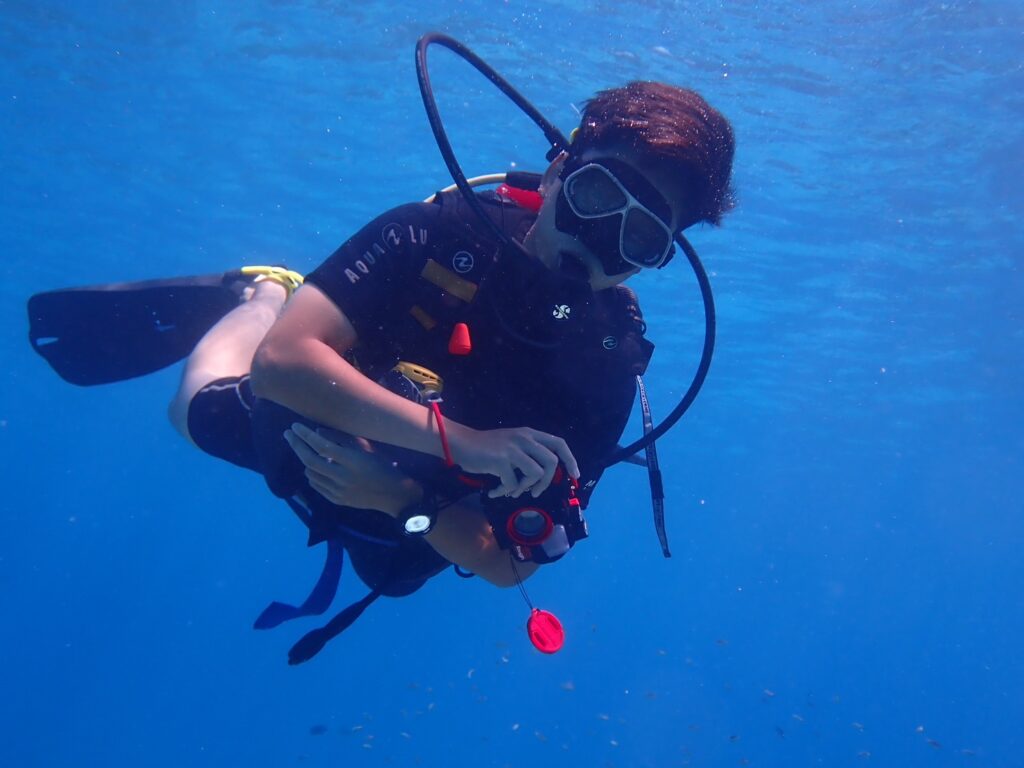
[552,304,572,320]
[382,223,403,248]
[344,222,428,284]
[381,222,427,247]
[452,251,474,274]
[602,336,618,350]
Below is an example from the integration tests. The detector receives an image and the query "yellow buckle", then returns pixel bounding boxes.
[393,361,443,395]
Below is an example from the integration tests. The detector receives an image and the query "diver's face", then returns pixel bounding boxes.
[528,144,696,291]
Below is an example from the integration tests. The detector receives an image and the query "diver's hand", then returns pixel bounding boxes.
[447,425,580,499]
[284,423,422,516]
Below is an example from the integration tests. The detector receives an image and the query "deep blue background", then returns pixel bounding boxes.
[2,1,1021,766]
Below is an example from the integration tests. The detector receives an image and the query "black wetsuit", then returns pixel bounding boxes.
[189,189,653,594]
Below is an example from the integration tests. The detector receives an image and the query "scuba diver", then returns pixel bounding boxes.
[27,36,735,663]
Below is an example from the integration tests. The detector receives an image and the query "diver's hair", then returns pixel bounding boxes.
[572,82,735,226]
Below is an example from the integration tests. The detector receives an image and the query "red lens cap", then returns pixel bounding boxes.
[527,608,565,654]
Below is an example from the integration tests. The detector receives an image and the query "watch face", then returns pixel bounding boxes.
[404,513,433,535]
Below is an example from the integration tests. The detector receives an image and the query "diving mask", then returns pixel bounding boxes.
[555,157,677,275]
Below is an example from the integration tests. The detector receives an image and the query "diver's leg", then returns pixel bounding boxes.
[168,280,288,443]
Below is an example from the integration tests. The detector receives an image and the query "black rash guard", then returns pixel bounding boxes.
[302,190,653,509]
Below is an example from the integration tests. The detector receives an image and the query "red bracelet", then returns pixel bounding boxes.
[430,400,455,468]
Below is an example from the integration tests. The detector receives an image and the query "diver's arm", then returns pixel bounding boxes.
[251,283,578,496]
[251,284,449,457]
[424,497,540,588]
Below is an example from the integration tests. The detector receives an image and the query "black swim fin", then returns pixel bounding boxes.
[27,270,258,386]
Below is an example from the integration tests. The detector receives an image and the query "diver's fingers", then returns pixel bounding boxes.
[300,450,354,483]
[290,423,362,467]
[312,425,374,454]
[522,441,559,497]
[285,428,354,478]
[290,422,348,457]
[509,448,546,498]
[284,428,327,470]
[487,462,525,499]
[304,466,344,493]
[531,431,579,479]
[487,449,544,499]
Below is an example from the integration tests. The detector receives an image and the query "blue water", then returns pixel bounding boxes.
[2,1,1022,766]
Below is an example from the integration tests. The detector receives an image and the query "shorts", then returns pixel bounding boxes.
[187,374,260,472]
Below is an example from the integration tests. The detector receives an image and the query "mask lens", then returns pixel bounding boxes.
[623,208,671,267]
[565,167,627,216]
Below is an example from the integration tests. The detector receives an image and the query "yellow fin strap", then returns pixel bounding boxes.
[241,266,305,297]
